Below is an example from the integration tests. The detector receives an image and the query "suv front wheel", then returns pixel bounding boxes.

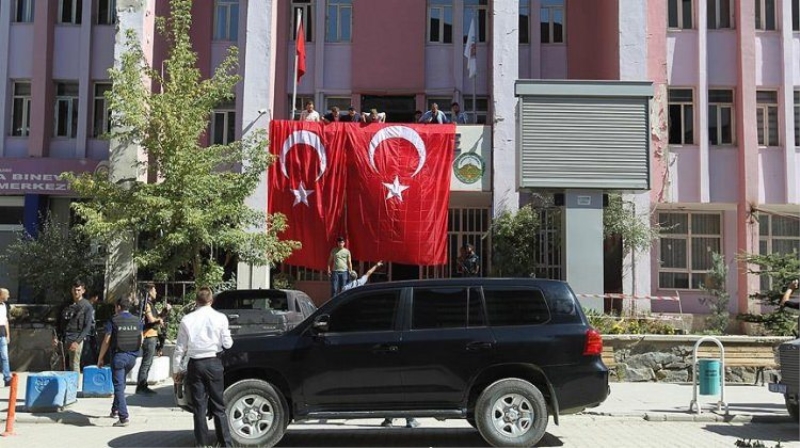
[474,378,548,447]
[224,379,289,448]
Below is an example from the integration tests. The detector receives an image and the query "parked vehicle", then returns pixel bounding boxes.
[176,278,609,447]
[769,338,800,421]
[212,289,317,336]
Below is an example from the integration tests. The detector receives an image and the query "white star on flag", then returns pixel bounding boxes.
[291,181,314,206]
[382,176,410,202]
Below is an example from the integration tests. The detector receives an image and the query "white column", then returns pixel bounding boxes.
[237,0,278,289]
[781,0,797,203]
[698,0,710,202]
[313,0,325,106]
[490,0,519,215]
[75,0,94,158]
[563,191,605,312]
[0,0,12,157]
[618,0,652,306]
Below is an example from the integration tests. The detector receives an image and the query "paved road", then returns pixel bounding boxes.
[1,414,797,447]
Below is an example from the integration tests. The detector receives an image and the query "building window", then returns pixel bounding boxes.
[92,83,112,138]
[756,91,779,146]
[708,89,734,145]
[10,81,31,137]
[97,0,116,25]
[289,95,314,120]
[668,0,693,29]
[755,0,777,30]
[540,0,564,44]
[463,96,489,125]
[658,212,722,290]
[707,0,732,29]
[793,0,799,31]
[759,213,800,290]
[54,82,79,138]
[428,0,453,44]
[325,96,351,113]
[464,0,488,43]
[291,0,313,42]
[519,0,530,44]
[325,0,352,42]
[59,0,82,24]
[214,0,239,41]
[211,102,236,145]
[795,91,800,147]
[13,0,34,23]
[668,88,694,145]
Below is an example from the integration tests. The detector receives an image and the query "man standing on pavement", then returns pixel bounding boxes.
[328,236,352,297]
[137,282,170,395]
[97,296,142,427]
[54,280,94,372]
[173,286,233,448]
[0,288,11,387]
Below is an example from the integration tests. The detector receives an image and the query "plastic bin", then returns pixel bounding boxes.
[25,371,79,412]
[82,366,114,397]
[698,359,721,396]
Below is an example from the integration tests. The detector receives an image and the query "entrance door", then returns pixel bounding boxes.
[361,95,416,123]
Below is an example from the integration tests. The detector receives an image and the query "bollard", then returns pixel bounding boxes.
[2,372,19,436]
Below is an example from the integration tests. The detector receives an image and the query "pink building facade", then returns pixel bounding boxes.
[0,1,797,318]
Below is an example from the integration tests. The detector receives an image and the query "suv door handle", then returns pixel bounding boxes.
[228,314,240,321]
[466,341,494,352]
[372,344,399,354]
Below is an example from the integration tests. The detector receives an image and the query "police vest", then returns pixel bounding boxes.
[112,314,142,352]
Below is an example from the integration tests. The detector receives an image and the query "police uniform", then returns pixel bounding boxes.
[104,311,142,424]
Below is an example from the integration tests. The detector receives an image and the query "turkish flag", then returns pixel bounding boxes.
[268,121,347,270]
[344,124,455,265]
[296,18,306,83]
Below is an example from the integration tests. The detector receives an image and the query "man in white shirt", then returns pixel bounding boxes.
[173,287,233,448]
[299,101,321,122]
[341,261,384,292]
[0,288,11,387]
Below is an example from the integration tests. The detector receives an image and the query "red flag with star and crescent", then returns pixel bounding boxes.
[268,120,347,271]
[344,124,455,265]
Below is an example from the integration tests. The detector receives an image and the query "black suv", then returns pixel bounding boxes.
[189,278,608,447]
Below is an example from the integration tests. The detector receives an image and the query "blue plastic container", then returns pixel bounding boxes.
[26,371,80,411]
[698,359,721,396]
[82,366,113,398]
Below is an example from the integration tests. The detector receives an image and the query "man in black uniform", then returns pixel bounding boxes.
[54,279,94,372]
[98,296,142,427]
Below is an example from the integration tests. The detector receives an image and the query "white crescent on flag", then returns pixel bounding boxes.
[367,126,427,177]
[280,130,327,181]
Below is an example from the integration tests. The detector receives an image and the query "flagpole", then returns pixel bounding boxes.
[292,9,301,120]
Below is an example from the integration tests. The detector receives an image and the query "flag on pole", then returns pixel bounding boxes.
[464,16,477,79]
[296,14,306,83]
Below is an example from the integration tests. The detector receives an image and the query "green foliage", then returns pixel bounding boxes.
[698,252,730,334]
[272,272,296,289]
[1,215,105,304]
[603,193,663,258]
[63,0,299,286]
[491,205,544,277]
[583,309,677,335]
[737,251,800,336]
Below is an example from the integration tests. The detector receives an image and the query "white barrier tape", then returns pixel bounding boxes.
[577,293,681,302]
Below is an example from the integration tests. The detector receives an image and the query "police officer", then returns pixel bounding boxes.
[97,295,142,427]
[173,286,233,447]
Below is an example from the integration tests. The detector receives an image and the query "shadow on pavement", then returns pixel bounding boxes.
[108,429,195,447]
[24,410,95,427]
[702,422,799,443]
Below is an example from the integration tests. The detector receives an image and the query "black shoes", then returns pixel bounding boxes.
[136,386,157,395]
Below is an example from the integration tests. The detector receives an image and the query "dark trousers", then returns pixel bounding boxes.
[111,352,137,420]
[137,336,158,388]
[188,357,232,447]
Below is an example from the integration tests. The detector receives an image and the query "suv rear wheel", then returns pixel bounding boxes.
[474,378,548,447]
[224,379,288,447]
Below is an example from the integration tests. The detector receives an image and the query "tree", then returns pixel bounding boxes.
[603,193,662,259]
[491,205,545,277]
[738,251,800,336]
[698,252,730,334]
[64,0,299,287]
[2,215,105,304]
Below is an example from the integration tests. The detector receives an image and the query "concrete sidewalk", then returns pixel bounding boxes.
[0,372,793,426]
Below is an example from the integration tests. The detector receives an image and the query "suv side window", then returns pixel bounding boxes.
[543,282,582,324]
[412,287,468,329]
[328,290,400,333]
[483,287,550,326]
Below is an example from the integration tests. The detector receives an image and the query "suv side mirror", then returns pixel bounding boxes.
[312,314,330,333]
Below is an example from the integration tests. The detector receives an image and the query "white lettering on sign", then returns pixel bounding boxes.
[12,173,59,181]
[0,182,68,191]
[0,174,5,180]
[577,195,592,206]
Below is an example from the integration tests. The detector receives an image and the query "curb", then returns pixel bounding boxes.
[583,411,793,424]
